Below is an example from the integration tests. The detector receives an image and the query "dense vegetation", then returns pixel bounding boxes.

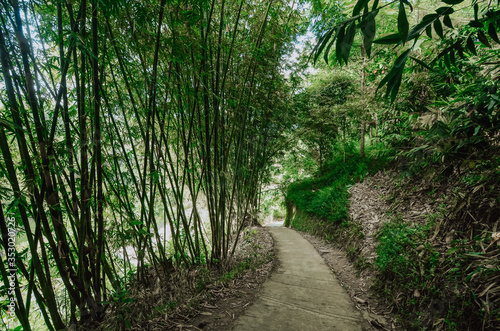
[282,0,500,329]
[1,0,499,329]
[0,0,302,329]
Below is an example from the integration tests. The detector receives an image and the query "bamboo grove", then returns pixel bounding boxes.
[0,0,301,328]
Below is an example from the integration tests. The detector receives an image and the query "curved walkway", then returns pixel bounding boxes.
[232,226,369,331]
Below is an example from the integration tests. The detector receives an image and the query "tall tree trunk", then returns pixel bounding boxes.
[360,43,367,159]
[91,0,104,309]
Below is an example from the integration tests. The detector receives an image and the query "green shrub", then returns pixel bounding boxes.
[376,218,431,274]
[285,149,388,224]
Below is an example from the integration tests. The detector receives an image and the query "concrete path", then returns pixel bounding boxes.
[232,227,368,331]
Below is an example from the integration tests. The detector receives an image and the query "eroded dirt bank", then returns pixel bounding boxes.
[300,169,500,330]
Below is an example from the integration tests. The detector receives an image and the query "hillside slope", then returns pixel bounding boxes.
[287,164,500,330]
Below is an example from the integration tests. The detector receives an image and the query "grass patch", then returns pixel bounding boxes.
[285,145,390,222]
[285,153,368,223]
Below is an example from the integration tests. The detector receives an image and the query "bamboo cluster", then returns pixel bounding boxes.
[0,0,298,328]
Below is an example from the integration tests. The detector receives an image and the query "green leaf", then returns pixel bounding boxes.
[449,48,456,63]
[377,49,411,97]
[410,56,433,71]
[335,25,346,64]
[469,20,484,28]
[389,69,404,102]
[323,30,338,64]
[361,11,377,57]
[443,14,453,29]
[488,23,500,44]
[431,48,449,70]
[443,52,451,69]
[466,35,477,55]
[374,33,402,44]
[474,3,479,21]
[398,3,409,42]
[313,27,336,64]
[456,44,465,58]
[341,21,357,65]
[353,0,368,16]
[477,30,491,47]
[426,25,433,38]
[377,70,396,92]
[441,0,464,4]
[394,49,412,68]
[402,0,413,11]
[408,14,438,40]
[488,99,497,111]
[435,6,454,15]
[322,32,338,64]
[434,18,444,38]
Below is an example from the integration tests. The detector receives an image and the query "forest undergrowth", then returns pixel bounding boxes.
[285,145,500,330]
[92,227,275,331]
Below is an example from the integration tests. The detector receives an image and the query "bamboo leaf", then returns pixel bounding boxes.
[441,0,464,4]
[336,25,346,64]
[353,0,368,16]
[478,30,491,47]
[467,35,477,55]
[312,24,336,58]
[426,25,433,38]
[377,49,411,93]
[394,48,412,68]
[443,14,453,29]
[313,27,336,64]
[374,33,402,44]
[341,21,357,65]
[361,11,377,57]
[450,48,456,63]
[443,52,451,69]
[410,56,433,71]
[398,3,409,42]
[469,20,484,28]
[408,14,438,40]
[402,0,413,12]
[436,6,454,15]
[488,23,500,44]
[434,18,444,38]
[324,31,338,64]
[377,69,397,91]
[429,45,453,67]
[389,69,404,102]
[456,44,465,58]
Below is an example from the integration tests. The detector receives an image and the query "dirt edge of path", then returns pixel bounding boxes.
[166,227,277,331]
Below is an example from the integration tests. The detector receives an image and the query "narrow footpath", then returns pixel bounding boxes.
[232,226,369,331]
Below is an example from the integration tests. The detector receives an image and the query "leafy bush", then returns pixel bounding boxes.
[374,211,500,330]
[286,148,388,224]
[374,218,442,328]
